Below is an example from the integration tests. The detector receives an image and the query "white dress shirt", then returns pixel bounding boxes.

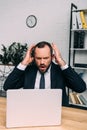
[34,66,51,89]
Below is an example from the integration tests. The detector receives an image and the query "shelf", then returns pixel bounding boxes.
[71,66,87,70]
[68,3,87,109]
[70,48,87,51]
[69,102,87,107]
[72,9,87,13]
[69,103,87,110]
[71,29,87,31]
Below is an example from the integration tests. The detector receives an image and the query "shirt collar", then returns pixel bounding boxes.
[46,65,51,73]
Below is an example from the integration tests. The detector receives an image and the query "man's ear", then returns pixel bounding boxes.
[31,48,35,57]
[52,54,58,63]
[52,54,55,60]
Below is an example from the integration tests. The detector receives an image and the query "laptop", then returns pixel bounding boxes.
[6,89,62,128]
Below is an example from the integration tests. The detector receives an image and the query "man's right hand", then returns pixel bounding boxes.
[21,44,35,66]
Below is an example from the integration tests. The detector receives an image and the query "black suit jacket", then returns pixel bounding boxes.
[3,62,86,106]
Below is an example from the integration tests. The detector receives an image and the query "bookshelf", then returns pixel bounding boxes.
[68,3,87,109]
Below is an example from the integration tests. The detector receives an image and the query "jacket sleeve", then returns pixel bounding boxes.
[62,66,86,93]
[3,67,25,91]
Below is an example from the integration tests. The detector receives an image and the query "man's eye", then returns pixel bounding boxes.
[36,58,41,60]
[44,57,49,59]
[36,57,49,60]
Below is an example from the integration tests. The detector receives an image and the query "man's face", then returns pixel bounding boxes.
[34,45,52,73]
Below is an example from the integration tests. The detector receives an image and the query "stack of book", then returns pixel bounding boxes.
[73,31,85,48]
[69,91,87,105]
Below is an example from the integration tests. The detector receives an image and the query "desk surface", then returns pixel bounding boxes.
[0,97,87,130]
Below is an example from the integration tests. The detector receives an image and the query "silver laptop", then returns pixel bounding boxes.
[6,89,62,128]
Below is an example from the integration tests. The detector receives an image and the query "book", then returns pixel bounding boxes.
[80,11,87,29]
[73,32,79,48]
[76,12,83,29]
[69,92,77,104]
[73,93,82,104]
[69,92,81,104]
[76,94,83,105]
[73,31,85,48]
[78,31,85,48]
[72,12,78,29]
[79,95,87,105]
[84,33,87,48]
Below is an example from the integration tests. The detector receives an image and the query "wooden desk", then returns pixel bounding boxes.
[0,97,87,130]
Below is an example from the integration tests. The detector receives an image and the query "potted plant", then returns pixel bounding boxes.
[0,42,28,65]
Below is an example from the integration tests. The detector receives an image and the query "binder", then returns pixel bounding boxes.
[73,32,79,48]
[84,33,87,48]
[76,12,83,29]
[73,31,85,48]
[72,12,77,29]
[80,11,87,29]
[78,31,85,48]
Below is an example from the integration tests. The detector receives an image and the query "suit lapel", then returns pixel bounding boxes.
[51,63,58,89]
[25,65,37,89]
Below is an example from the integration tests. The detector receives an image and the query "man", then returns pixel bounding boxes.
[3,41,86,106]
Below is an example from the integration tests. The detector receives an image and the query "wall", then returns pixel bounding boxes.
[0,0,87,63]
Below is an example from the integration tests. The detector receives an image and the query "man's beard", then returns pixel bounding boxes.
[38,63,51,74]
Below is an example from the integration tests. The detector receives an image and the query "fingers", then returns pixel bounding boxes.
[21,44,36,65]
[27,44,35,54]
[51,43,60,52]
[25,44,35,59]
[51,43,60,56]
[51,43,66,66]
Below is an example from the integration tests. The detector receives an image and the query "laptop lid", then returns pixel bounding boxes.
[6,89,62,128]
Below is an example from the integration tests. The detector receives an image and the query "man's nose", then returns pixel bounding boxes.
[40,59,44,64]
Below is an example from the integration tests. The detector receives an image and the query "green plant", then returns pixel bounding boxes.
[0,42,28,65]
[0,44,11,64]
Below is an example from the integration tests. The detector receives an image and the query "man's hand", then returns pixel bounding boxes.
[51,43,66,67]
[21,44,35,66]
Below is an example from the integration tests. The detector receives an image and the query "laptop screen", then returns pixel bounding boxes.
[6,89,62,128]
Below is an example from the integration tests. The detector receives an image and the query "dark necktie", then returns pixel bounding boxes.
[39,73,45,89]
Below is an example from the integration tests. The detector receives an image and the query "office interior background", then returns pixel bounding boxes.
[0,0,87,63]
[0,0,87,108]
